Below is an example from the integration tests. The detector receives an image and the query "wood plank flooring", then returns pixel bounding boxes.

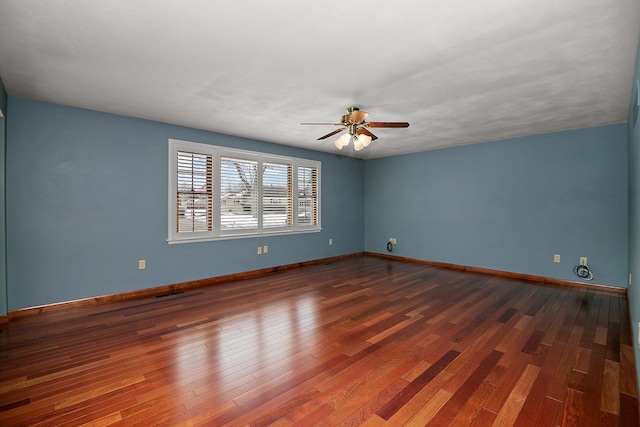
[0,255,638,426]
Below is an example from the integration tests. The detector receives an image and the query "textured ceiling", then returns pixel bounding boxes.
[0,0,638,158]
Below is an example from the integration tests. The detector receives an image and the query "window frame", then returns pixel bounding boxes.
[168,139,321,244]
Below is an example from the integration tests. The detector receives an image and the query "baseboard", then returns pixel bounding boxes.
[365,251,627,295]
[8,251,625,320]
[8,252,364,320]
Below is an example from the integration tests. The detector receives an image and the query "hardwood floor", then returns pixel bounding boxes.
[0,255,638,426]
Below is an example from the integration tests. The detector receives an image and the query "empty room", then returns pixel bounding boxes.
[1,1,640,426]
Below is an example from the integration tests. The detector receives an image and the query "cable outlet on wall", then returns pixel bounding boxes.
[580,257,588,266]
[554,254,560,263]
[389,238,397,245]
[138,259,146,270]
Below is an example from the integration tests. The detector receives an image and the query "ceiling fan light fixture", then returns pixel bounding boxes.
[353,138,365,151]
[335,133,351,149]
[358,134,372,147]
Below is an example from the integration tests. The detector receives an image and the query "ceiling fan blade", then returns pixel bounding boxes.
[301,122,344,126]
[349,110,368,124]
[317,128,346,140]
[366,122,410,128]
[357,127,378,141]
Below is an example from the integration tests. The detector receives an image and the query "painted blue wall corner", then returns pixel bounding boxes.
[0,77,7,316]
[627,33,640,399]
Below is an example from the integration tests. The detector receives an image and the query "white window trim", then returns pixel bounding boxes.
[168,139,321,244]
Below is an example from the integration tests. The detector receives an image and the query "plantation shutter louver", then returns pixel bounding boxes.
[176,151,213,233]
[297,165,318,227]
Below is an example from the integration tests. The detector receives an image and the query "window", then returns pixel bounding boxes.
[297,166,318,228]
[220,156,258,233]
[176,151,213,233]
[262,162,292,230]
[168,139,320,243]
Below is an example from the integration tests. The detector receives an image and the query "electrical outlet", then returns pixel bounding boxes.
[257,247,262,255]
[389,238,397,245]
[554,254,560,263]
[138,259,146,270]
[580,257,588,266]
[263,245,268,254]
[329,238,333,245]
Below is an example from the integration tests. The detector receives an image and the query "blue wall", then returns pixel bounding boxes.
[6,98,364,310]
[0,78,6,316]
[628,36,640,396]
[365,125,629,288]
[3,93,634,314]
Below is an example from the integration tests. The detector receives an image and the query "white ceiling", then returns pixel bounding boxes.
[0,1,638,159]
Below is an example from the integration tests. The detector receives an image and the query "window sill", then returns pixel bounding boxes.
[167,228,322,244]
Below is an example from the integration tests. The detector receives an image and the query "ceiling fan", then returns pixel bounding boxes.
[301,107,409,151]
